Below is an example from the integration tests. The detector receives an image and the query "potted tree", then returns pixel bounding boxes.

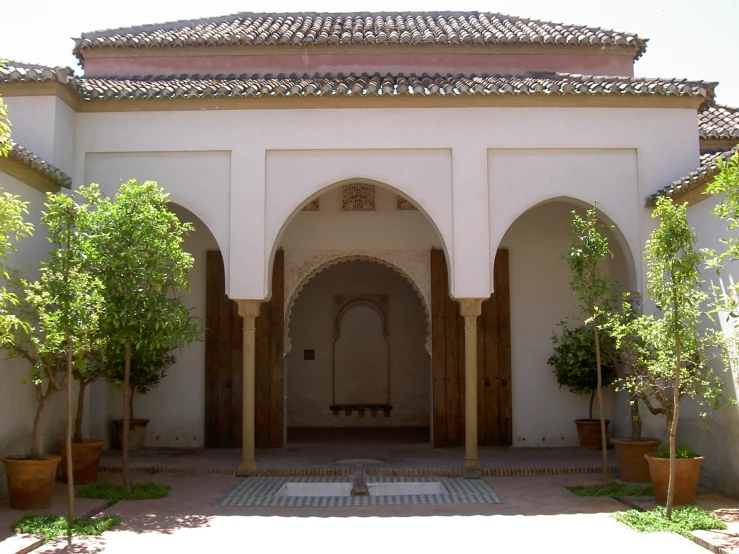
[85,179,202,491]
[110,347,177,450]
[548,322,618,450]
[2,190,103,511]
[612,197,729,516]
[608,296,661,482]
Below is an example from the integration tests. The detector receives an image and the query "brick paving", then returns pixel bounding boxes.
[99,444,619,477]
[1,446,737,554]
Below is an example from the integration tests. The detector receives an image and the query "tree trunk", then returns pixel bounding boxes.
[630,397,642,443]
[589,390,595,421]
[665,340,681,519]
[593,322,609,487]
[122,339,132,492]
[74,380,87,443]
[31,391,54,458]
[129,387,134,421]
[65,332,75,524]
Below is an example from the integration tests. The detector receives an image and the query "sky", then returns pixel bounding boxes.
[2,0,738,106]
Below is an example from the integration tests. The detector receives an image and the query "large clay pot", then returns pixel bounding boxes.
[575,419,610,451]
[612,438,661,482]
[2,455,61,510]
[646,455,704,505]
[56,440,105,484]
[112,419,149,450]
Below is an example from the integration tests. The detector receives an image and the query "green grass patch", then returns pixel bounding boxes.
[614,506,727,539]
[77,481,171,505]
[567,482,653,498]
[10,514,121,542]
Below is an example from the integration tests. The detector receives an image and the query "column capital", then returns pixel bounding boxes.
[457,298,485,320]
[235,299,262,321]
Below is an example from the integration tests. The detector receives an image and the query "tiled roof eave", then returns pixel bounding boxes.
[3,144,73,189]
[647,145,739,206]
[67,72,714,110]
[71,10,649,67]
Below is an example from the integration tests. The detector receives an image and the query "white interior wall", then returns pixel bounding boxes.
[500,201,630,447]
[0,172,69,497]
[287,260,429,428]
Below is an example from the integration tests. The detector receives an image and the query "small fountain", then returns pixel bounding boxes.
[350,462,369,497]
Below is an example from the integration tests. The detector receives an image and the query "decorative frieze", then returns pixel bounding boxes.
[341,184,376,211]
[397,196,417,210]
[302,199,320,211]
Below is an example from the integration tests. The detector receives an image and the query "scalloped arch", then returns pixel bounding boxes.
[284,250,431,355]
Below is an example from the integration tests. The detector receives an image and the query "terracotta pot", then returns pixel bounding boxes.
[1,455,61,510]
[574,419,610,451]
[612,438,661,482]
[646,454,704,505]
[112,419,149,451]
[56,440,104,484]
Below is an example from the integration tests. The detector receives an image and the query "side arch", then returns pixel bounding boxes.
[284,250,432,355]
[491,195,640,292]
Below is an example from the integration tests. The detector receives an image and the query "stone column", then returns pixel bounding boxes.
[459,298,485,478]
[236,299,262,476]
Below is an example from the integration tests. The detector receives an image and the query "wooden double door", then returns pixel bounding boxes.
[204,248,511,448]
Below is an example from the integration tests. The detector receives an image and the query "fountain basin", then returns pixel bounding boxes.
[275,481,448,497]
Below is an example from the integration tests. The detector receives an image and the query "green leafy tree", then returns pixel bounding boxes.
[85,180,201,491]
[563,204,619,486]
[611,197,728,518]
[705,150,739,318]
[7,191,104,524]
[0,84,33,347]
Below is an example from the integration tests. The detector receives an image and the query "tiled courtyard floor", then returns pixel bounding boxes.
[1,446,737,553]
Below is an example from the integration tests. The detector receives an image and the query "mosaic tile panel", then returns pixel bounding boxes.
[217,476,506,507]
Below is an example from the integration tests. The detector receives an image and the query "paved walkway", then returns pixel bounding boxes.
[99,445,619,476]
[22,472,714,554]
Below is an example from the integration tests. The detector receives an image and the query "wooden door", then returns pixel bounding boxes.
[431,249,512,447]
[205,250,284,448]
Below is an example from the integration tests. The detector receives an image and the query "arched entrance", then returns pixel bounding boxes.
[286,259,430,444]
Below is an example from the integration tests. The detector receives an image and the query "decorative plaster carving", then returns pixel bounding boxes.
[284,250,431,355]
[396,196,417,210]
[302,199,320,211]
[341,184,376,211]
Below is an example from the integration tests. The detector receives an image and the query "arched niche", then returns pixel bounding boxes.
[284,251,431,355]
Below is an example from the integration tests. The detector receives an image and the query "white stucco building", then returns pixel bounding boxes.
[1,11,737,495]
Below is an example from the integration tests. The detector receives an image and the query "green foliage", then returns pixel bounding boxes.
[567,483,653,498]
[609,197,729,436]
[6,190,104,456]
[549,322,618,396]
[10,514,121,542]
[613,506,726,539]
[83,180,202,387]
[77,480,171,505]
[0,62,11,156]
[566,204,619,325]
[651,442,699,459]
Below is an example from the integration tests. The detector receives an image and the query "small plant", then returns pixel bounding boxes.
[77,480,171,505]
[549,323,618,421]
[650,443,699,459]
[10,514,121,542]
[568,483,653,498]
[614,506,726,539]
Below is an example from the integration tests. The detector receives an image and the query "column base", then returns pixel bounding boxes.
[462,458,482,479]
[237,458,258,477]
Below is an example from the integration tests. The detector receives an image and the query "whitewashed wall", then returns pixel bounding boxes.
[500,201,630,447]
